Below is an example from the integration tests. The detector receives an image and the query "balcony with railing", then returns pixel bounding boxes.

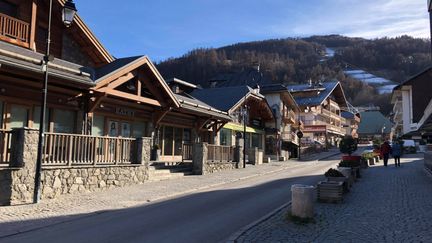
[0,13,30,48]
[282,109,297,124]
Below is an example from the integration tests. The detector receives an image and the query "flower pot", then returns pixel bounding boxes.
[326,176,349,193]
[317,181,344,203]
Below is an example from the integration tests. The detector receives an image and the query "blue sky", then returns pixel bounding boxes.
[75,0,430,61]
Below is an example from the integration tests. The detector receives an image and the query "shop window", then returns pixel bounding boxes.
[53,109,75,133]
[92,115,104,136]
[174,127,183,156]
[163,126,174,156]
[252,133,263,149]
[132,121,146,138]
[10,105,28,128]
[33,106,50,131]
[183,129,192,143]
[220,128,232,146]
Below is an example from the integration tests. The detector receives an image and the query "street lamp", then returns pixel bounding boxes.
[428,0,432,59]
[33,0,78,203]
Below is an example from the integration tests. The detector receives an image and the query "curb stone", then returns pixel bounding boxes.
[225,202,292,243]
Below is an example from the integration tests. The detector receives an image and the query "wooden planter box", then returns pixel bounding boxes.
[374,156,380,163]
[368,158,375,165]
[338,167,355,186]
[326,176,349,193]
[317,181,344,203]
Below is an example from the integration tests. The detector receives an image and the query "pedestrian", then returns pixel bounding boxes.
[391,140,402,167]
[380,141,391,167]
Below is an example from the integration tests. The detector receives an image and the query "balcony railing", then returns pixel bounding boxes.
[0,129,12,166]
[0,13,30,47]
[43,133,136,166]
[282,109,297,124]
[182,143,193,161]
[207,144,234,162]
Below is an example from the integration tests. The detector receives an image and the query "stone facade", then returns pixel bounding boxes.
[193,142,242,175]
[0,128,152,206]
[40,165,148,199]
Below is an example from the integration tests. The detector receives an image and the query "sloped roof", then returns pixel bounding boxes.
[191,86,254,111]
[95,56,143,80]
[0,41,94,85]
[175,93,231,120]
[289,81,347,108]
[358,111,393,134]
[393,66,432,91]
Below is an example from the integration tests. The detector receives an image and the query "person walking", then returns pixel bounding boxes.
[381,141,391,167]
[391,141,402,167]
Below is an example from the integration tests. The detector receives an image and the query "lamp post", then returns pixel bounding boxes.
[242,105,247,168]
[429,0,432,59]
[33,0,77,204]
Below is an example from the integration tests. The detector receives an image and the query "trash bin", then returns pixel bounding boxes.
[291,184,315,218]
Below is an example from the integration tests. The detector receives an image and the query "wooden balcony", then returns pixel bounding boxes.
[282,109,297,124]
[0,13,30,48]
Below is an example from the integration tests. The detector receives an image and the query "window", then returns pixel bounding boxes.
[92,115,104,136]
[252,133,263,149]
[132,121,146,138]
[33,106,50,131]
[10,105,28,128]
[53,109,75,133]
[220,128,232,146]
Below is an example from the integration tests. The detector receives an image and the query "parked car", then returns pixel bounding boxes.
[402,139,417,154]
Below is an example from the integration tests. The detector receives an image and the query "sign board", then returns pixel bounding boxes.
[115,107,135,117]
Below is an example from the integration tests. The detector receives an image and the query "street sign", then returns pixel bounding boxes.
[297,131,304,139]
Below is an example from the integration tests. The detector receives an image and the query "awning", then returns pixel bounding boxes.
[223,122,265,134]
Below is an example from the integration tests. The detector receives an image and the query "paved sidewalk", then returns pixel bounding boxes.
[0,150,338,238]
[235,154,432,243]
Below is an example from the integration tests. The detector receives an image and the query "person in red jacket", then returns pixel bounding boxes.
[380,141,392,167]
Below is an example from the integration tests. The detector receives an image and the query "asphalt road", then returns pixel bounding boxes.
[0,156,341,243]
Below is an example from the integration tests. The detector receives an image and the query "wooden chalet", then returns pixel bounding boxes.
[0,0,230,166]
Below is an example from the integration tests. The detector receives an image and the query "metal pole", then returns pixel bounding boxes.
[243,105,246,168]
[430,12,432,60]
[33,0,53,203]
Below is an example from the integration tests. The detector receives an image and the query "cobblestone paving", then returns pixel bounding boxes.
[0,150,339,238]
[236,154,432,243]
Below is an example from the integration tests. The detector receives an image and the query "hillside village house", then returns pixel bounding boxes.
[391,67,432,143]
[357,110,393,142]
[289,81,349,147]
[0,0,235,204]
[260,84,302,160]
[191,85,274,163]
[197,68,302,161]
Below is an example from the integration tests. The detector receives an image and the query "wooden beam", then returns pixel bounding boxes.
[106,72,135,89]
[29,0,37,50]
[139,71,166,106]
[153,108,170,127]
[89,93,106,113]
[215,121,228,134]
[94,58,146,89]
[105,90,161,107]
[196,118,211,131]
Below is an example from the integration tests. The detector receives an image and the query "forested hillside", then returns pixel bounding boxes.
[157,35,431,115]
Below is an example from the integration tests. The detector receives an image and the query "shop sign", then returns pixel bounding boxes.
[116,107,135,117]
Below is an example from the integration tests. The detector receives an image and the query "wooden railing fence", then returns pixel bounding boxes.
[43,133,136,166]
[0,13,29,43]
[182,143,193,161]
[0,129,12,166]
[207,144,234,162]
